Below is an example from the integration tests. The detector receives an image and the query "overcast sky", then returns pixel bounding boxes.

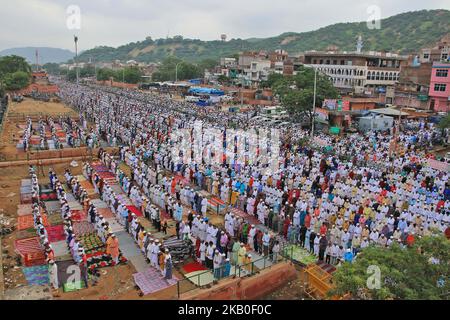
[0,0,449,52]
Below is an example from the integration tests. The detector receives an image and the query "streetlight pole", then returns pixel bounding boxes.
[311,68,317,138]
[74,35,79,85]
[175,62,182,83]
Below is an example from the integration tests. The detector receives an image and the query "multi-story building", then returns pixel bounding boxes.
[243,59,272,83]
[428,61,450,112]
[303,50,407,94]
[419,34,450,64]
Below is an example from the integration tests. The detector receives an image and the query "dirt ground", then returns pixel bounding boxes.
[263,268,310,300]
[8,98,78,116]
[0,98,79,161]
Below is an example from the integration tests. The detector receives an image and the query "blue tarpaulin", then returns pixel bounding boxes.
[196,100,209,106]
[188,79,202,85]
[188,87,224,95]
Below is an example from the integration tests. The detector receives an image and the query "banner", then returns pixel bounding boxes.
[315,108,329,121]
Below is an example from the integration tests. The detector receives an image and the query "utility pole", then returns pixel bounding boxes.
[391,94,409,170]
[74,35,79,85]
[311,67,317,138]
[175,62,182,83]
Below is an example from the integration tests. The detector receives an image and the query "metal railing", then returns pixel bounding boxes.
[176,252,289,298]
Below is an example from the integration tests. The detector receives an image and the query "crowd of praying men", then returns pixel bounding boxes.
[54,80,449,271]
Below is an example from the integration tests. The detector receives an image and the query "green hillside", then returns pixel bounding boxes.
[78,9,450,63]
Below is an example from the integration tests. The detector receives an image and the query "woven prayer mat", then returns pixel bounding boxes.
[17,214,49,231]
[47,224,66,243]
[91,165,109,172]
[111,185,123,194]
[14,237,43,256]
[79,180,93,189]
[90,199,108,209]
[17,204,32,216]
[97,171,115,179]
[15,229,38,240]
[44,200,61,213]
[72,221,95,236]
[133,267,178,295]
[79,233,105,253]
[116,194,132,205]
[67,201,83,210]
[22,265,49,286]
[48,213,64,226]
[21,179,32,187]
[71,209,87,222]
[230,208,261,227]
[20,185,32,194]
[65,193,76,202]
[76,175,87,181]
[20,193,32,204]
[51,240,70,258]
[97,208,114,219]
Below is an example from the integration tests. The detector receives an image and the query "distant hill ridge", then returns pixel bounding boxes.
[0,47,74,64]
[77,9,450,63]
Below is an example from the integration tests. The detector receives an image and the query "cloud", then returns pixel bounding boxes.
[0,0,449,51]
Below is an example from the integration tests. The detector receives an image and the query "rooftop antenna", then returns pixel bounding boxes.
[356,35,363,53]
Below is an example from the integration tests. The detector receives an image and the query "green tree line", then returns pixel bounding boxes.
[0,55,31,92]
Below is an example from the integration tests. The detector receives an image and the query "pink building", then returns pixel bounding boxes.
[429,62,450,112]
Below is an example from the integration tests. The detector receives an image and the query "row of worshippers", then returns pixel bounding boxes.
[127,213,173,280]
[22,117,32,151]
[27,167,62,292]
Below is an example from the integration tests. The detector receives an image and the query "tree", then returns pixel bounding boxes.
[96,68,116,81]
[217,74,230,85]
[198,59,218,71]
[0,55,31,91]
[0,55,31,78]
[438,114,450,130]
[269,66,338,125]
[152,56,203,81]
[3,71,30,90]
[330,234,450,300]
[42,63,61,75]
[261,73,285,88]
[122,67,142,84]
[66,66,95,82]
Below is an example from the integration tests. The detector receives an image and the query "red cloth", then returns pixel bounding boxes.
[126,205,143,217]
[182,261,208,273]
[47,224,66,243]
[71,210,87,222]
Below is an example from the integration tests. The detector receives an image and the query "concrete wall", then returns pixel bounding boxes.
[180,262,297,300]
